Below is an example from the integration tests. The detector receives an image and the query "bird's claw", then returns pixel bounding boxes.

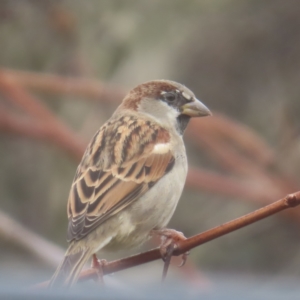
[151,228,189,281]
[178,251,189,267]
[91,254,107,284]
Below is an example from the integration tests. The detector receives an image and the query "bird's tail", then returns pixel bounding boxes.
[48,244,92,289]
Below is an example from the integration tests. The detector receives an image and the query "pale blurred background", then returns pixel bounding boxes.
[1,0,300,298]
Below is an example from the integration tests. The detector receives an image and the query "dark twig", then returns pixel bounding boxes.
[34,191,300,288]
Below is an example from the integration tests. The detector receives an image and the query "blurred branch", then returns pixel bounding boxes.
[201,113,275,166]
[186,168,279,204]
[187,119,272,178]
[187,118,299,197]
[0,72,86,161]
[187,168,300,222]
[0,210,64,267]
[35,191,300,288]
[0,109,85,161]
[1,68,124,102]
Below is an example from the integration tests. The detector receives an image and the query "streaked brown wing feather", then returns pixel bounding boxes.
[67,115,175,241]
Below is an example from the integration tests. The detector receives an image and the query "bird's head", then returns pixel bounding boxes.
[120,80,211,134]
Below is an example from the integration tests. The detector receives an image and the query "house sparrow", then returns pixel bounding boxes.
[49,80,211,288]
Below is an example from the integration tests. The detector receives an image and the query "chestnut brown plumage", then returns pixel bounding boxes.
[49,80,211,288]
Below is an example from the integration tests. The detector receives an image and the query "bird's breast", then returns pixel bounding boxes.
[103,138,188,250]
[122,148,187,238]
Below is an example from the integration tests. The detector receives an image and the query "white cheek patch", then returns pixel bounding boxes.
[182,91,192,100]
[153,143,171,154]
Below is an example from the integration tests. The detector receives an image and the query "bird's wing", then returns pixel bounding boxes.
[67,115,175,241]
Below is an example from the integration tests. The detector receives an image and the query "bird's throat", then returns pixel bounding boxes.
[176,115,191,135]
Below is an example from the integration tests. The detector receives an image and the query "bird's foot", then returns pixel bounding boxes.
[151,228,189,282]
[91,254,107,285]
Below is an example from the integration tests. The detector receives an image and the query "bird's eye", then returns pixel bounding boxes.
[164,93,176,102]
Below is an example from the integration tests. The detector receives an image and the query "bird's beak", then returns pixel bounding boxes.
[180,98,212,117]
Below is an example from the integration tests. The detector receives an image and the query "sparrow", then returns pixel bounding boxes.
[49,80,211,288]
